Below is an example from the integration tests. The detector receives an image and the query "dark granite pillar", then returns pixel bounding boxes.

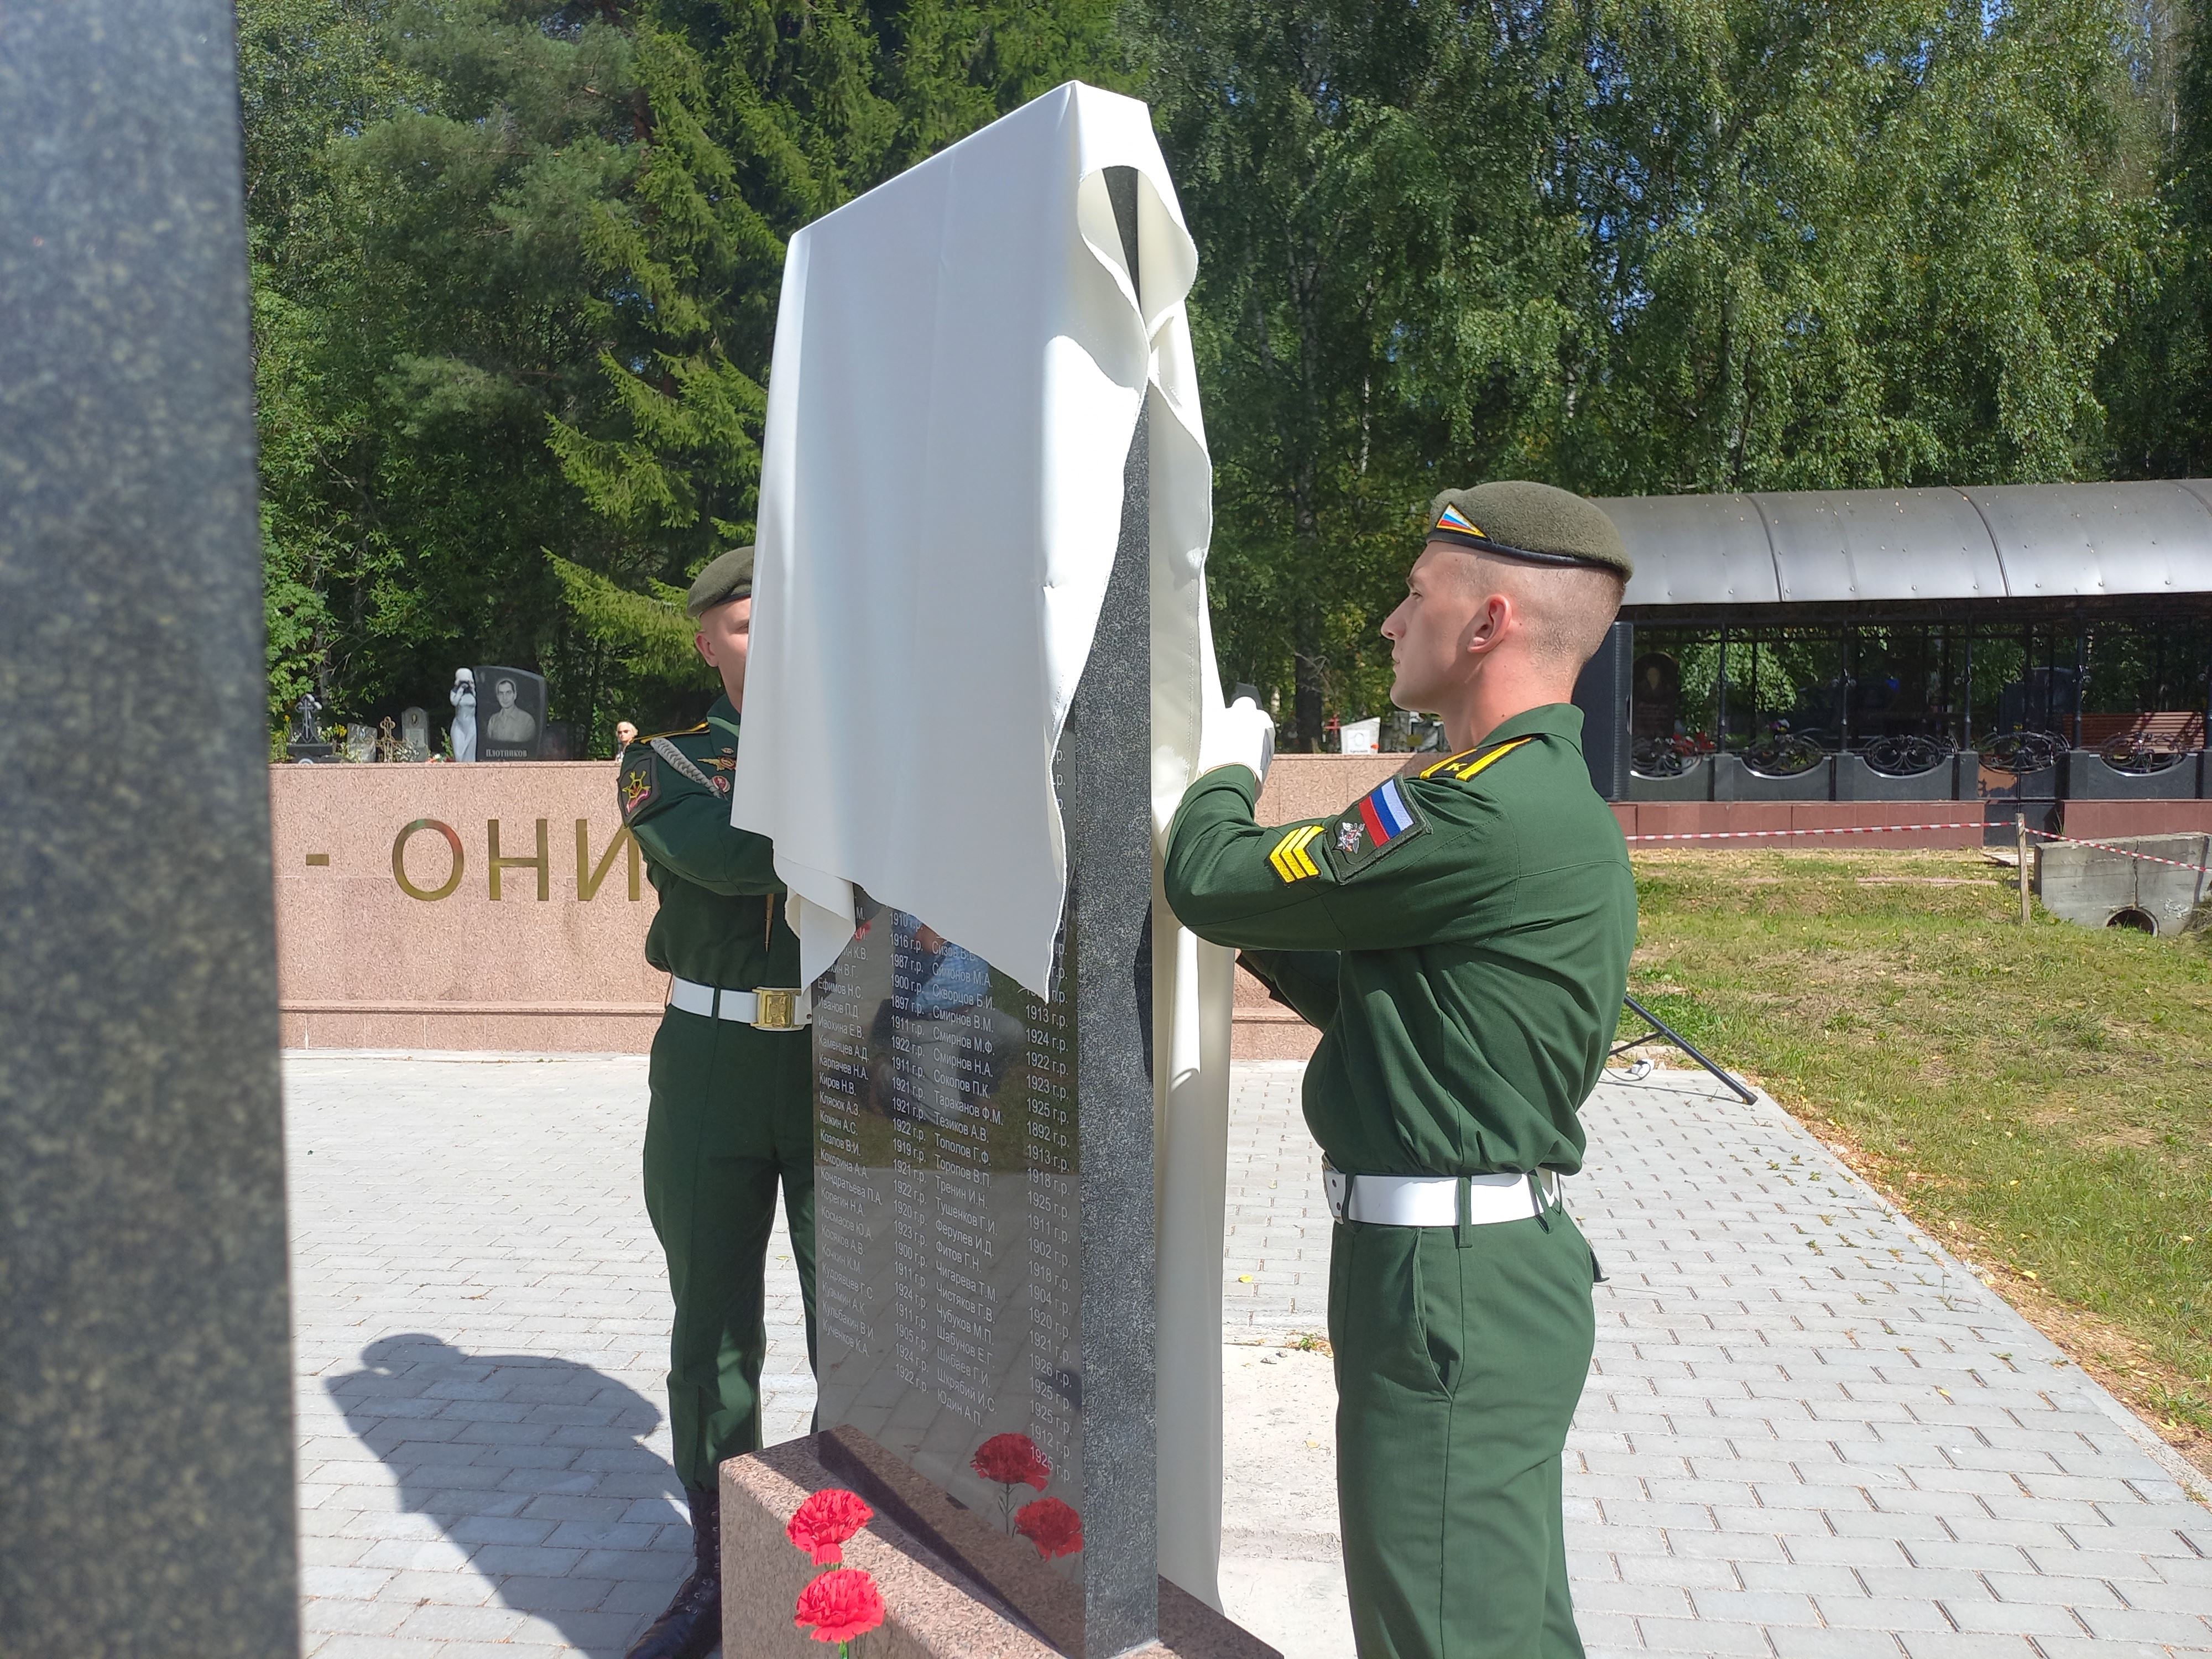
[0,5,299,1657]
[1058,163,1160,1656]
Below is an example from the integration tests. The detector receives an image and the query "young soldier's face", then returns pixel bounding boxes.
[694,596,753,703]
[1381,544,1491,712]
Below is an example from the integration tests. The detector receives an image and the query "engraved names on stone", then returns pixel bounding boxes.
[812,904,1084,1562]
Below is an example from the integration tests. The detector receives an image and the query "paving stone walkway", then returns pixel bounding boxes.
[287,1053,2210,1658]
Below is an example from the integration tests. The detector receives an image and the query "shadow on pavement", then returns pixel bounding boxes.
[327,1334,693,1658]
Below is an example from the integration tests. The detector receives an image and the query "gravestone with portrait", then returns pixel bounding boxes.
[473,665,547,761]
[1632,651,1681,741]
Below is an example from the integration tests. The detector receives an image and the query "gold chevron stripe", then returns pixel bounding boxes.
[1268,823,1324,883]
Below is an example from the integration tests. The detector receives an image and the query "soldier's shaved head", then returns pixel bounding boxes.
[1443,548,1625,672]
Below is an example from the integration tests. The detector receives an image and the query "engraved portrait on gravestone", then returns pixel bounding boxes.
[399,706,431,761]
[1632,651,1681,740]
[485,676,537,745]
[472,666,546,761]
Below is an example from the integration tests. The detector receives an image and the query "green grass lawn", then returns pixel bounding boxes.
[1624,848,2212,1476]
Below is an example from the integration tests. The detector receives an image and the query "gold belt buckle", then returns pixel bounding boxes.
[750,987,801,1031]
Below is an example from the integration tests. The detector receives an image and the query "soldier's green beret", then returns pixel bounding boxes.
[686,545,755,618]
[1426,482,1632,579]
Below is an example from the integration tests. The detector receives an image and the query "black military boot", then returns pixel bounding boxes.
[624,1484,722,1659]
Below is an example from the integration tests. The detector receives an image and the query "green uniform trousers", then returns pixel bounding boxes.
[643,1006,818,1491]
[1329,1194,1597,1659]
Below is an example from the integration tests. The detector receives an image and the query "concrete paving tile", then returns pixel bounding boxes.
[1687,1587,1823,1624]
[1815,1595,1958,1632]
[2072,1605,2212,1644]
[1941,1598,2095,1636]
[392,1603,527,1642]
[1771,1630,1910,1658]
[1635,1614,1773,1653]
[288,1056,2212,1659]
[309,1639,453,1659]
[483,1576,622,1615]
[378,1570,496,1608]
[299,1566,395,1601]
[300,1597,414,1638]
[1895,1634,2043,1658]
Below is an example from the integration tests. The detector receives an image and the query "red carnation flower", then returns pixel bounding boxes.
[794,1564,886,1645]
[1014,1496,1083,1559]
[970,1432,1051,1491]
[786,1488,874,1567]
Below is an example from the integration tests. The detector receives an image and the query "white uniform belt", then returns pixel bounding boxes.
[666,975,810,1030]
[1323,1165,1563,1227]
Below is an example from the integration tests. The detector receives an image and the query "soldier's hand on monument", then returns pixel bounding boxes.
[1201,696,1276,784]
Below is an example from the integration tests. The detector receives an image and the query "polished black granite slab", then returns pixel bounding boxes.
[811,903,1091,1610]
[0,4,299,1654]
[811,166,1157,1659]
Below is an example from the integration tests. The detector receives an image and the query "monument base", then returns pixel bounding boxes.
[722,1435,1280,1659]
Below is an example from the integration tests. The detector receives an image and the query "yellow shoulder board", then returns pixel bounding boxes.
[635,719,710,745]
[1417,734,1536,782]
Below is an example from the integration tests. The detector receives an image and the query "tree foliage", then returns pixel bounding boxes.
[246,0,2187,747]
[243,0,1121,750]
[1136,0,2166,743]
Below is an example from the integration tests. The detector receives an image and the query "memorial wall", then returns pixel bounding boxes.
[264,753,2168,1059]
[270,759,661,1051]
[267,757,1400,1056]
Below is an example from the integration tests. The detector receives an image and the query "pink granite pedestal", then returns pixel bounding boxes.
[722,1435,1280,1659]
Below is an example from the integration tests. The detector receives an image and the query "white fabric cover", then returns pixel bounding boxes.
[733,82,1236,1605]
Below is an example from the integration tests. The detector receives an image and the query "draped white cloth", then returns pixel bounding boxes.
[732,81,1235,1605]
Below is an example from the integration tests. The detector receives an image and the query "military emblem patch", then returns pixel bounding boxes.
[618,758,655,820]
[1333,776,1430,877]
[1436,503,1483,538]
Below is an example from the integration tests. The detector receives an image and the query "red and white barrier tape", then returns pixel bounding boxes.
[1621,817,2212,875]
[1624,821,1989,843]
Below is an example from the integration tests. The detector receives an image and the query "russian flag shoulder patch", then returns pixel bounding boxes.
[1332,775,1429,877]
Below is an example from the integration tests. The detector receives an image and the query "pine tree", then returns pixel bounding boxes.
[242,0,1125,750]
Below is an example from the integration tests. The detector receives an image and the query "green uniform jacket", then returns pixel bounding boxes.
[618,695,801,988]
[1163,702,1636,1178]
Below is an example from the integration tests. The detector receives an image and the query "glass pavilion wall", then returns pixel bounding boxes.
[1627,611,2212,762]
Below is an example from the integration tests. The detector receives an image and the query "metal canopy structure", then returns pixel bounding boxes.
[1602,479,2212,615]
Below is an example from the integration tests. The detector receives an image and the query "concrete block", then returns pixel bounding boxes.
[2034,833,2211,935]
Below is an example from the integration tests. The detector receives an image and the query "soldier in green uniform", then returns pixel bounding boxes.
[615,546,816,1659]
[1164,482,1639,1659]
